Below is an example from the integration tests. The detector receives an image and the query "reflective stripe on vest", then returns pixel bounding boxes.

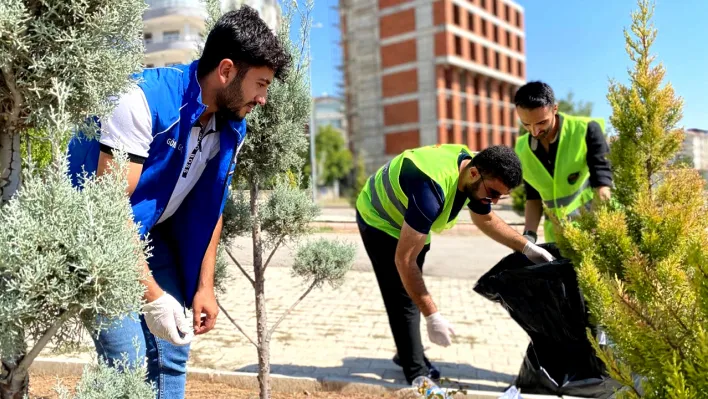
[367,173,401,229]
[356,144,471,241]
[543,179,591,209]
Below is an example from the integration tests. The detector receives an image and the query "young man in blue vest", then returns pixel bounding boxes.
[67,7,290,398]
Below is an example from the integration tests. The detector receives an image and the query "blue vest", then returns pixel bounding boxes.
[67,60,246,306]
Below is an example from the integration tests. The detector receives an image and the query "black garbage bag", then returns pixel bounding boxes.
[474,243,622,397]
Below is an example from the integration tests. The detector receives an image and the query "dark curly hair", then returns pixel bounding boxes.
[513,81,555,110]
[471,145,522,190]
[198,6,291,81]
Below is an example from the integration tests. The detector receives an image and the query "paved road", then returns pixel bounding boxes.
[227,232,516,281]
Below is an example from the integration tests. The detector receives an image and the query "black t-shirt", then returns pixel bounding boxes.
[523,114,613,200]
[399,151,491,235]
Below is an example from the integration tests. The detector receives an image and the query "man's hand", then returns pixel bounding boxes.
[192,287,219,335]
[522,241,555,264]
[425,312,455,347]
[596,186,611,202]
[142,293,194,346]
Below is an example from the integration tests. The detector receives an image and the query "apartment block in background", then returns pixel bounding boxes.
[340,0,526,173]
[314,95,348,141]
[682,128,708,171]
[143,0,280,68]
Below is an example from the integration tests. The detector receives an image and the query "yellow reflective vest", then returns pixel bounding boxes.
[356,144,474,243]
[514,113,605,243]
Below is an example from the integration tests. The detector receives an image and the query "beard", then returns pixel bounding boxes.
[463,179,484,201]
[533,114,556,140]
[215,73,253,121]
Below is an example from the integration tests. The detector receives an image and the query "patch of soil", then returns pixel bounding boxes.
[28,374,406,399]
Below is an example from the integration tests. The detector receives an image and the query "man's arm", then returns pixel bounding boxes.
[471,210,555,263]
[192,215,222,335]
[96,151,165,303]
[471,210,527,252]
[95,86,159,301]
[586,121,612,201]
[395,223,436,316]
[523,180,543,238]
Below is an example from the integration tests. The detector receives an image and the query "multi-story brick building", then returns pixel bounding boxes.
[340,0,526,172]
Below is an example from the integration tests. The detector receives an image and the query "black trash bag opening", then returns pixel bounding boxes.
[474,243,621,397]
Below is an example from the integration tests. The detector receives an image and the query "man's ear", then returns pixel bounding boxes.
[468,166,480,180]
[217,59,235,84]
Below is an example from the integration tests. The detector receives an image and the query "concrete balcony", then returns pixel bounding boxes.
[144,35,202,55]
[143,0,206,22]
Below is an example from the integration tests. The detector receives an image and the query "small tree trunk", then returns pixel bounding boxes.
[0,358,29,399]
[1,341,29,399]
[250,181,271,399]
[0,132,22,204]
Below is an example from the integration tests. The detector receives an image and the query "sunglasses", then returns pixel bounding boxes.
[479,173,508,202]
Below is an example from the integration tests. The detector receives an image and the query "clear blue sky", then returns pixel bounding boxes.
[299,0,708,129]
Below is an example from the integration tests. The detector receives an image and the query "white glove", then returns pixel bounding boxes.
[522,241,555,264]
[425,312,455,347]
[142,293,194,346]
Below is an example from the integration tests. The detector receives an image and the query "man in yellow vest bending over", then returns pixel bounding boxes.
[355,144,555,383]
[513,81,613,244]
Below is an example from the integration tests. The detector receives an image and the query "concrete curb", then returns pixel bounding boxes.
[311,221,543,237]
[29,358,567,399]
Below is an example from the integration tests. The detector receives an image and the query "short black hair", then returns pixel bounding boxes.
[513,81,555,110]
[198,6,291,81]
[471,145,522,189]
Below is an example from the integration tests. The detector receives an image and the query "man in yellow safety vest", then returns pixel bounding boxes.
[355,144,555,383]
[513,81,613,244]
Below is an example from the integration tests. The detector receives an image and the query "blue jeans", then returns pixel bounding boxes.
[90,231,191,399]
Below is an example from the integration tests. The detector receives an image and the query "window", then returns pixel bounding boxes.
[446,96,453,119]
[459,71,467,91]
[517,36,523,52]
[505,4,510,21]
[481,0,486,10]
[517,60,523,76]
[475,103,481,122]
[455,36,463,56]
[492,0,498,16]
[447,125,454,143]
[482,47,488,66]
[494,25,498,42]
[163,30,180,42]
[445,68,453,89]
[495,51,500,69]
[461,97,468,121]
[507,55,512,73]
[143,32,153,44]
[482,20,487,36]
[468,13,475,32]
[516,10,521,27]
[499,107,505,127]
[506,31,511,48]
[453,5,461,25]
[470,42,477,61]
[473,76,480,94]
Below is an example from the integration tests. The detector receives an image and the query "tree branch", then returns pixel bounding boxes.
[217,298,258,349]
[225,247,255,288]
[1,66,24,131]
[267,280,318,341]
[617,292,686,361]
[263,236,285,271]
[14,306,78,378]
